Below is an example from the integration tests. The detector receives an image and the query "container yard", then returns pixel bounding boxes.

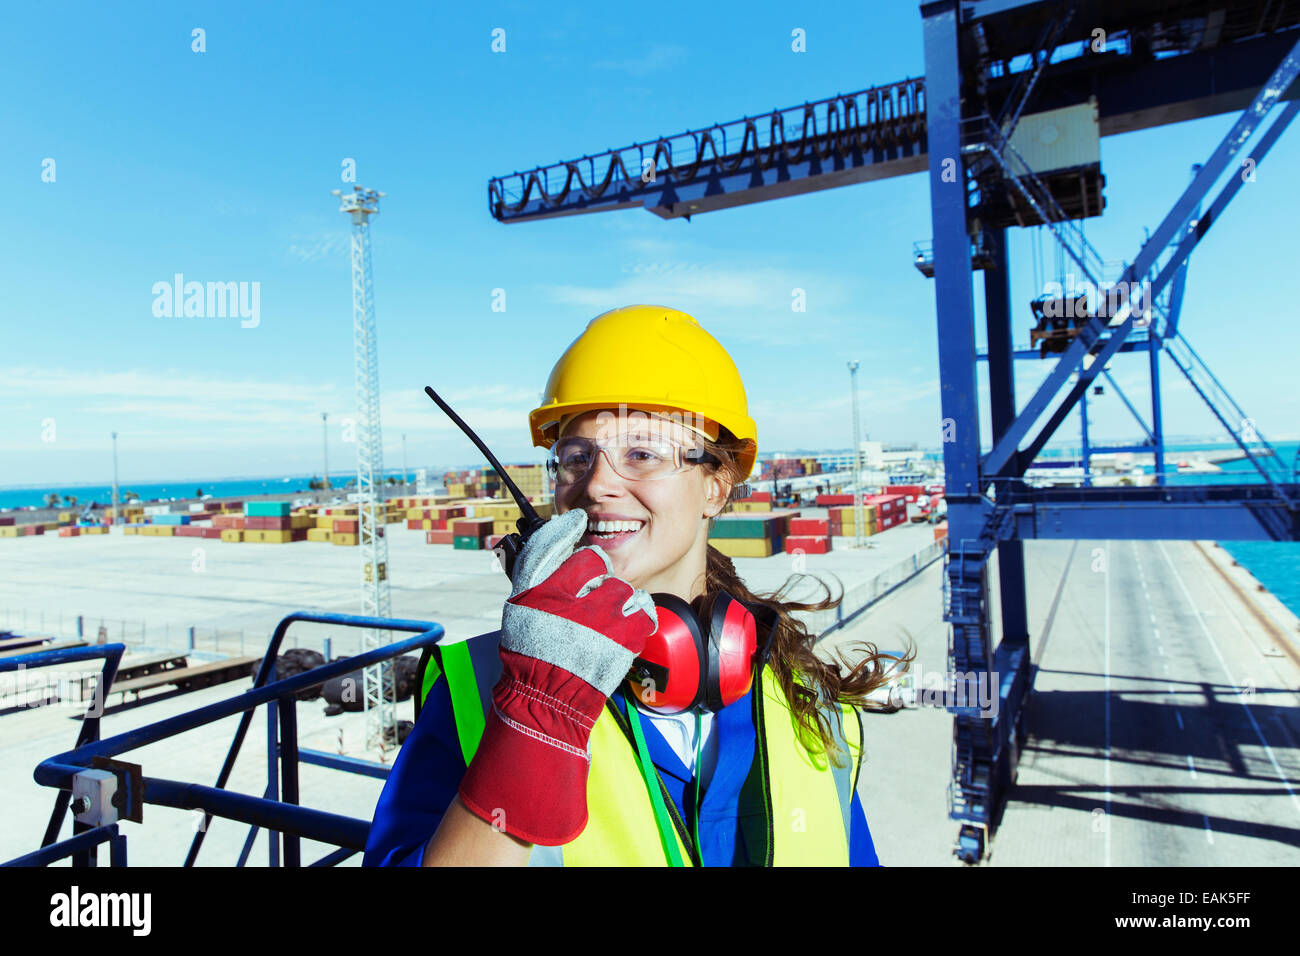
[4,5,1300,935]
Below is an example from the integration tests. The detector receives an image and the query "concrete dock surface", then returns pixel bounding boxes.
[2,519,1297,865]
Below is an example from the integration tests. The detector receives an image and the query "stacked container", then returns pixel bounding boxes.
[242,501,308,544]
[707,514,784,558]
[784,517,832,555]
[864,494,907,531]
[452,517,495,549]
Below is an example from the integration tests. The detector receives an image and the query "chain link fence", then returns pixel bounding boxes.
[0,608,276,659]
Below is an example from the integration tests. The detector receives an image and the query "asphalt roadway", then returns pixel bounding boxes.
[822,537,1300,866]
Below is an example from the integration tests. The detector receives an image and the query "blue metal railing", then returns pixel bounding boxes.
[7,612,444,867]
[0,642,125,864]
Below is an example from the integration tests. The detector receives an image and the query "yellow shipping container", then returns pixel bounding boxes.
[246,529,293,543]
[0,527,20,538]
[333,533,359,546]
[290,515,314,530]
[123,526,138,535]
[58,511,72,521]
[732,501,772,513]
[493,519,515,534]
[710,537,774,558]
[306,528,332,542]
[315,516,334,529]
[83,526,107,535]
[220,529,244,543]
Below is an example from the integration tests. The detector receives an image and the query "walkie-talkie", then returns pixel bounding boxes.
[423,386,548,582]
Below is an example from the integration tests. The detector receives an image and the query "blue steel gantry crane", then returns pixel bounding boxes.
[486,0,1300,863]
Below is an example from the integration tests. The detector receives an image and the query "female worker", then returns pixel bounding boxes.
[364,304,905,866]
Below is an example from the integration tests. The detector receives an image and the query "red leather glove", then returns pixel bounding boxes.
[457,508,658,845]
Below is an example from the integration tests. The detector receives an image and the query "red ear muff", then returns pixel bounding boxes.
[706,593,758,711]
[628,592,758,714]
[629,594,704,715]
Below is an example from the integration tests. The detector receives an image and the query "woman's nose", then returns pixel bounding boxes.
[583,447,626,497]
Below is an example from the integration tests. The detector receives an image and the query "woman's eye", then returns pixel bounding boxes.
[627,446,669,461]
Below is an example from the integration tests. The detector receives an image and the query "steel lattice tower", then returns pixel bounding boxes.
[334,184,397,750]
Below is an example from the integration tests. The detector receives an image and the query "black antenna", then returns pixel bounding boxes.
[423,386,548,578]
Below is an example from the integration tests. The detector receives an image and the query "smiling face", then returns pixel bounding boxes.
[552,408,730,601]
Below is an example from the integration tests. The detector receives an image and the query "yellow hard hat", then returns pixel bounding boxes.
[529,305,758,478]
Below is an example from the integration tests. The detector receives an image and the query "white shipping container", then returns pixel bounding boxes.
[1005,97,1100,174]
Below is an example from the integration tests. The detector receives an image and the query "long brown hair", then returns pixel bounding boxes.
[697,426,917,766]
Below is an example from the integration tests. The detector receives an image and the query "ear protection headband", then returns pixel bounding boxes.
[627,592,762,714]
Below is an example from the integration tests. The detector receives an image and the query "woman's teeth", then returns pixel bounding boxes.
[587,519,644,537]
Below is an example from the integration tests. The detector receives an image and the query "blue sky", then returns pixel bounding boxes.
[2,0,1298,486]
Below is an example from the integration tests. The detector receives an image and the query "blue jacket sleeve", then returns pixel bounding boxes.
[362,675,465,867]
[849,789,881,866]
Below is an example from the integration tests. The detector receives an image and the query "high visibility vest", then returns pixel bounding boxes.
[416,631,863,866]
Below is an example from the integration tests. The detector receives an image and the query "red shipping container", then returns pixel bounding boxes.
[291,527,309,541]
[784,535,830,554]
[425,530,454,544]
[452,517,494,536]
[487,534,505,549]
[406,519,422,530]
[0,516,14,526]
[202,527,224,539]
[246,516,293,530]
[58,527,80,537]
[175,526,204,537]
[816,494,853,506]
[333,519,358,533]
[789,518,829,535]
[747,491,771,502]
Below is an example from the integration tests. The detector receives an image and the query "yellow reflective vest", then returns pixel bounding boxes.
[416,630,862,866]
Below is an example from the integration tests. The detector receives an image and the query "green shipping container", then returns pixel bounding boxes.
[708,516,781,539]
[453,535,484,550]
[246,501,292,517]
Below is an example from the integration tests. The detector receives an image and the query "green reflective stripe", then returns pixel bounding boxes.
[441,640,486,766]
[419,654,442,709]
[623,694,686,867]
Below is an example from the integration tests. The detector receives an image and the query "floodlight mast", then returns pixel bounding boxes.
[335,183,396,750]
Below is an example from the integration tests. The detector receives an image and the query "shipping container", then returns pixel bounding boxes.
[425,529,453,545]
[710,537,774,558]
[709,515,782,539]
[245,516,292,531]
[784,535,831,555]
[245,529,294,543]
[789,518,829,535]
[245,501,292,517]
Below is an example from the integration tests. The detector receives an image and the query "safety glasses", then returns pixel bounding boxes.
[546,433,719,484]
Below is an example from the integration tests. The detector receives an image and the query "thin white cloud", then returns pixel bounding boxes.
[591,43,687,77]
[542,262,854,314]
[287,232,349,262]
